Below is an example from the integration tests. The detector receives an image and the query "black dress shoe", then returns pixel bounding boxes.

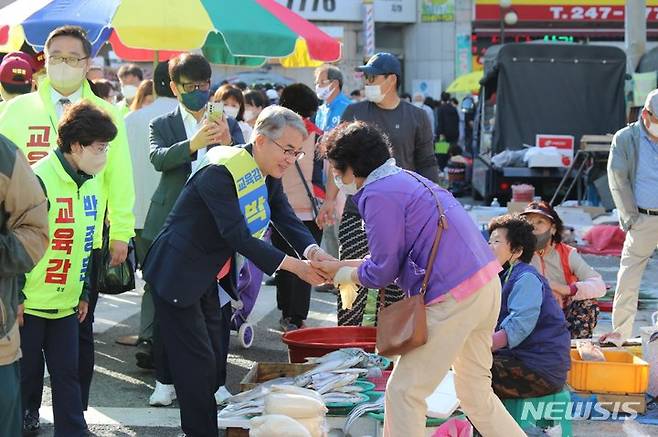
[22,410,40,436]
[135,340,154,370]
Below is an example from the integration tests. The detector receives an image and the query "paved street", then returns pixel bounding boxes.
[33,253,658,436]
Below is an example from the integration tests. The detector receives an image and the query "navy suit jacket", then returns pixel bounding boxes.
[142,106,244,241]
[142,145,316,307]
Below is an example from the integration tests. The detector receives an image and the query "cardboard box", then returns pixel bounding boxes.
[507,201,528,214]
[240,362,313,391]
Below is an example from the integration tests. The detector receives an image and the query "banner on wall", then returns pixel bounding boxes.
[421,0,455,23]
[455,34,472,77]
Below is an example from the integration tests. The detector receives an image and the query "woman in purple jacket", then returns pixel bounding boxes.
[314,121,524,437]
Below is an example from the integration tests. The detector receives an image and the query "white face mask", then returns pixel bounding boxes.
[48,62,85,92]
[413,101,423,108]
[315,83,333,101]
[121,84,138,100]
[648,120,658,137]
[74,147,107,175]
[333,174,359,195]
[224,105,239,119]
[364,84,385,103]
[244,109,255,122]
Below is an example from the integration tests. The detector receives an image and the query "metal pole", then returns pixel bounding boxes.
[499,7,504,45]
[363,0,375,60]
[626,0,646,73]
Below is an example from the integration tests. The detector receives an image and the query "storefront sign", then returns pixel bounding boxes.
[278,0,416,23]
[421,0,455,23]
[475,0,658,23]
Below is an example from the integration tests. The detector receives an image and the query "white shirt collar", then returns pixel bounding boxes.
[51,86,83,106]
[179,102,205,123]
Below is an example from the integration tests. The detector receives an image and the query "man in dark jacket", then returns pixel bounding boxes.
[436,91,460,146]
[142,106,332,437]
[140,53,244,405]
[0,136,48,437]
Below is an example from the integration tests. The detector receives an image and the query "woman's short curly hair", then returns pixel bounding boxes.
[321,121,392,178]
[488,214,537,263]
[57,101,117,153]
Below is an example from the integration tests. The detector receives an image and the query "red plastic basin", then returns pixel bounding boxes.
[281,326,377,363]
[598,301,612,312]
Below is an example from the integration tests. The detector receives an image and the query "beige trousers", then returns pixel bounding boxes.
[613,214,658,339]
[383,277,526,437]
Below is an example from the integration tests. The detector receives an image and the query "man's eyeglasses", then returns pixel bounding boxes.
[270,137,304,160]
[89,142,110,154]
[48,55,89,67]
[179,80,211,93]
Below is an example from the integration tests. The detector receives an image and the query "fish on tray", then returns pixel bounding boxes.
[343,395,385,436]
[221,376,297,405]
[321,392,367,405]
[311,372,359,394]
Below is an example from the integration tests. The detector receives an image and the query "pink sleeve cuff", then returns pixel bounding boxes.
[492,329,508,351]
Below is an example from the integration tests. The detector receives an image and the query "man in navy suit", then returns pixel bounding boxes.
[142,105,333,437]
[140,54,244,405]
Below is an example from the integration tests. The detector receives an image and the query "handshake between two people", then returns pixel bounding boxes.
[280,247,359,288]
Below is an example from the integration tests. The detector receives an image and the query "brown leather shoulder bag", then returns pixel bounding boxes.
[375,172,447,357]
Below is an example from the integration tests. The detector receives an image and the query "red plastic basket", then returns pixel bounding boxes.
[281,326,376,363]
[367,370,392,392]
[598,301,613,312]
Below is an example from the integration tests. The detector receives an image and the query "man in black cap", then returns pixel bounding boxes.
[319,52,439,327]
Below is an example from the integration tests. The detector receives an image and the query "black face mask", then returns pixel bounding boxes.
[535,230,552,251]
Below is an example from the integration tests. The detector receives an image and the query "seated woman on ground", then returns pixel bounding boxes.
[488,214,571,399]
[521,201,606,339]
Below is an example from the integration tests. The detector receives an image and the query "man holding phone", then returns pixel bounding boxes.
[142,53,244,407]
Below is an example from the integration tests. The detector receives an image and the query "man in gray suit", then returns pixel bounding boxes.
[141,53,243,406]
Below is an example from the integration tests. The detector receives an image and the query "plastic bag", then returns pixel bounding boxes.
[576,340,606,362]
[96,227,135,295]
[491,149,528,168]
[432,418,473,437]
[249,415,311,437]
[264,392,327,419]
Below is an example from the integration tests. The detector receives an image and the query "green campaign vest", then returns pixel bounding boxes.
[0,77,136,248]
[197,146,270,239]
[23,153,99,319]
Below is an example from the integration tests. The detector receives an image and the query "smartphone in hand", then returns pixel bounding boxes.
[207,101,224,124]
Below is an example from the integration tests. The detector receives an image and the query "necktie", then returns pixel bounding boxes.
[59,98,71,112]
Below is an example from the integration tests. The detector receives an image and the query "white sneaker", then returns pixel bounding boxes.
[149,381,176,406]
[215,385,233,405]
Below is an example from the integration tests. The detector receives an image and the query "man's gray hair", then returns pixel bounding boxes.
[315,65,343,90]
[251,105,308,142]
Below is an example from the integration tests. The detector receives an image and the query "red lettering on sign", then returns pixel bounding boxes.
[45,258,71,285]
[25,125,51,164]
[51,228,74,255]
[55,198,74,224]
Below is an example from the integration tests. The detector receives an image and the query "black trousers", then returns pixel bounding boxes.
[153,284,227,437]
[152,289,231,388]
[272,220,322,326]
[25,249,101,415]
[20,314,87,437]
[78,248,101,410]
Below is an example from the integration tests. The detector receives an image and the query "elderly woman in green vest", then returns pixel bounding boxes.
[18,101,117,437]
